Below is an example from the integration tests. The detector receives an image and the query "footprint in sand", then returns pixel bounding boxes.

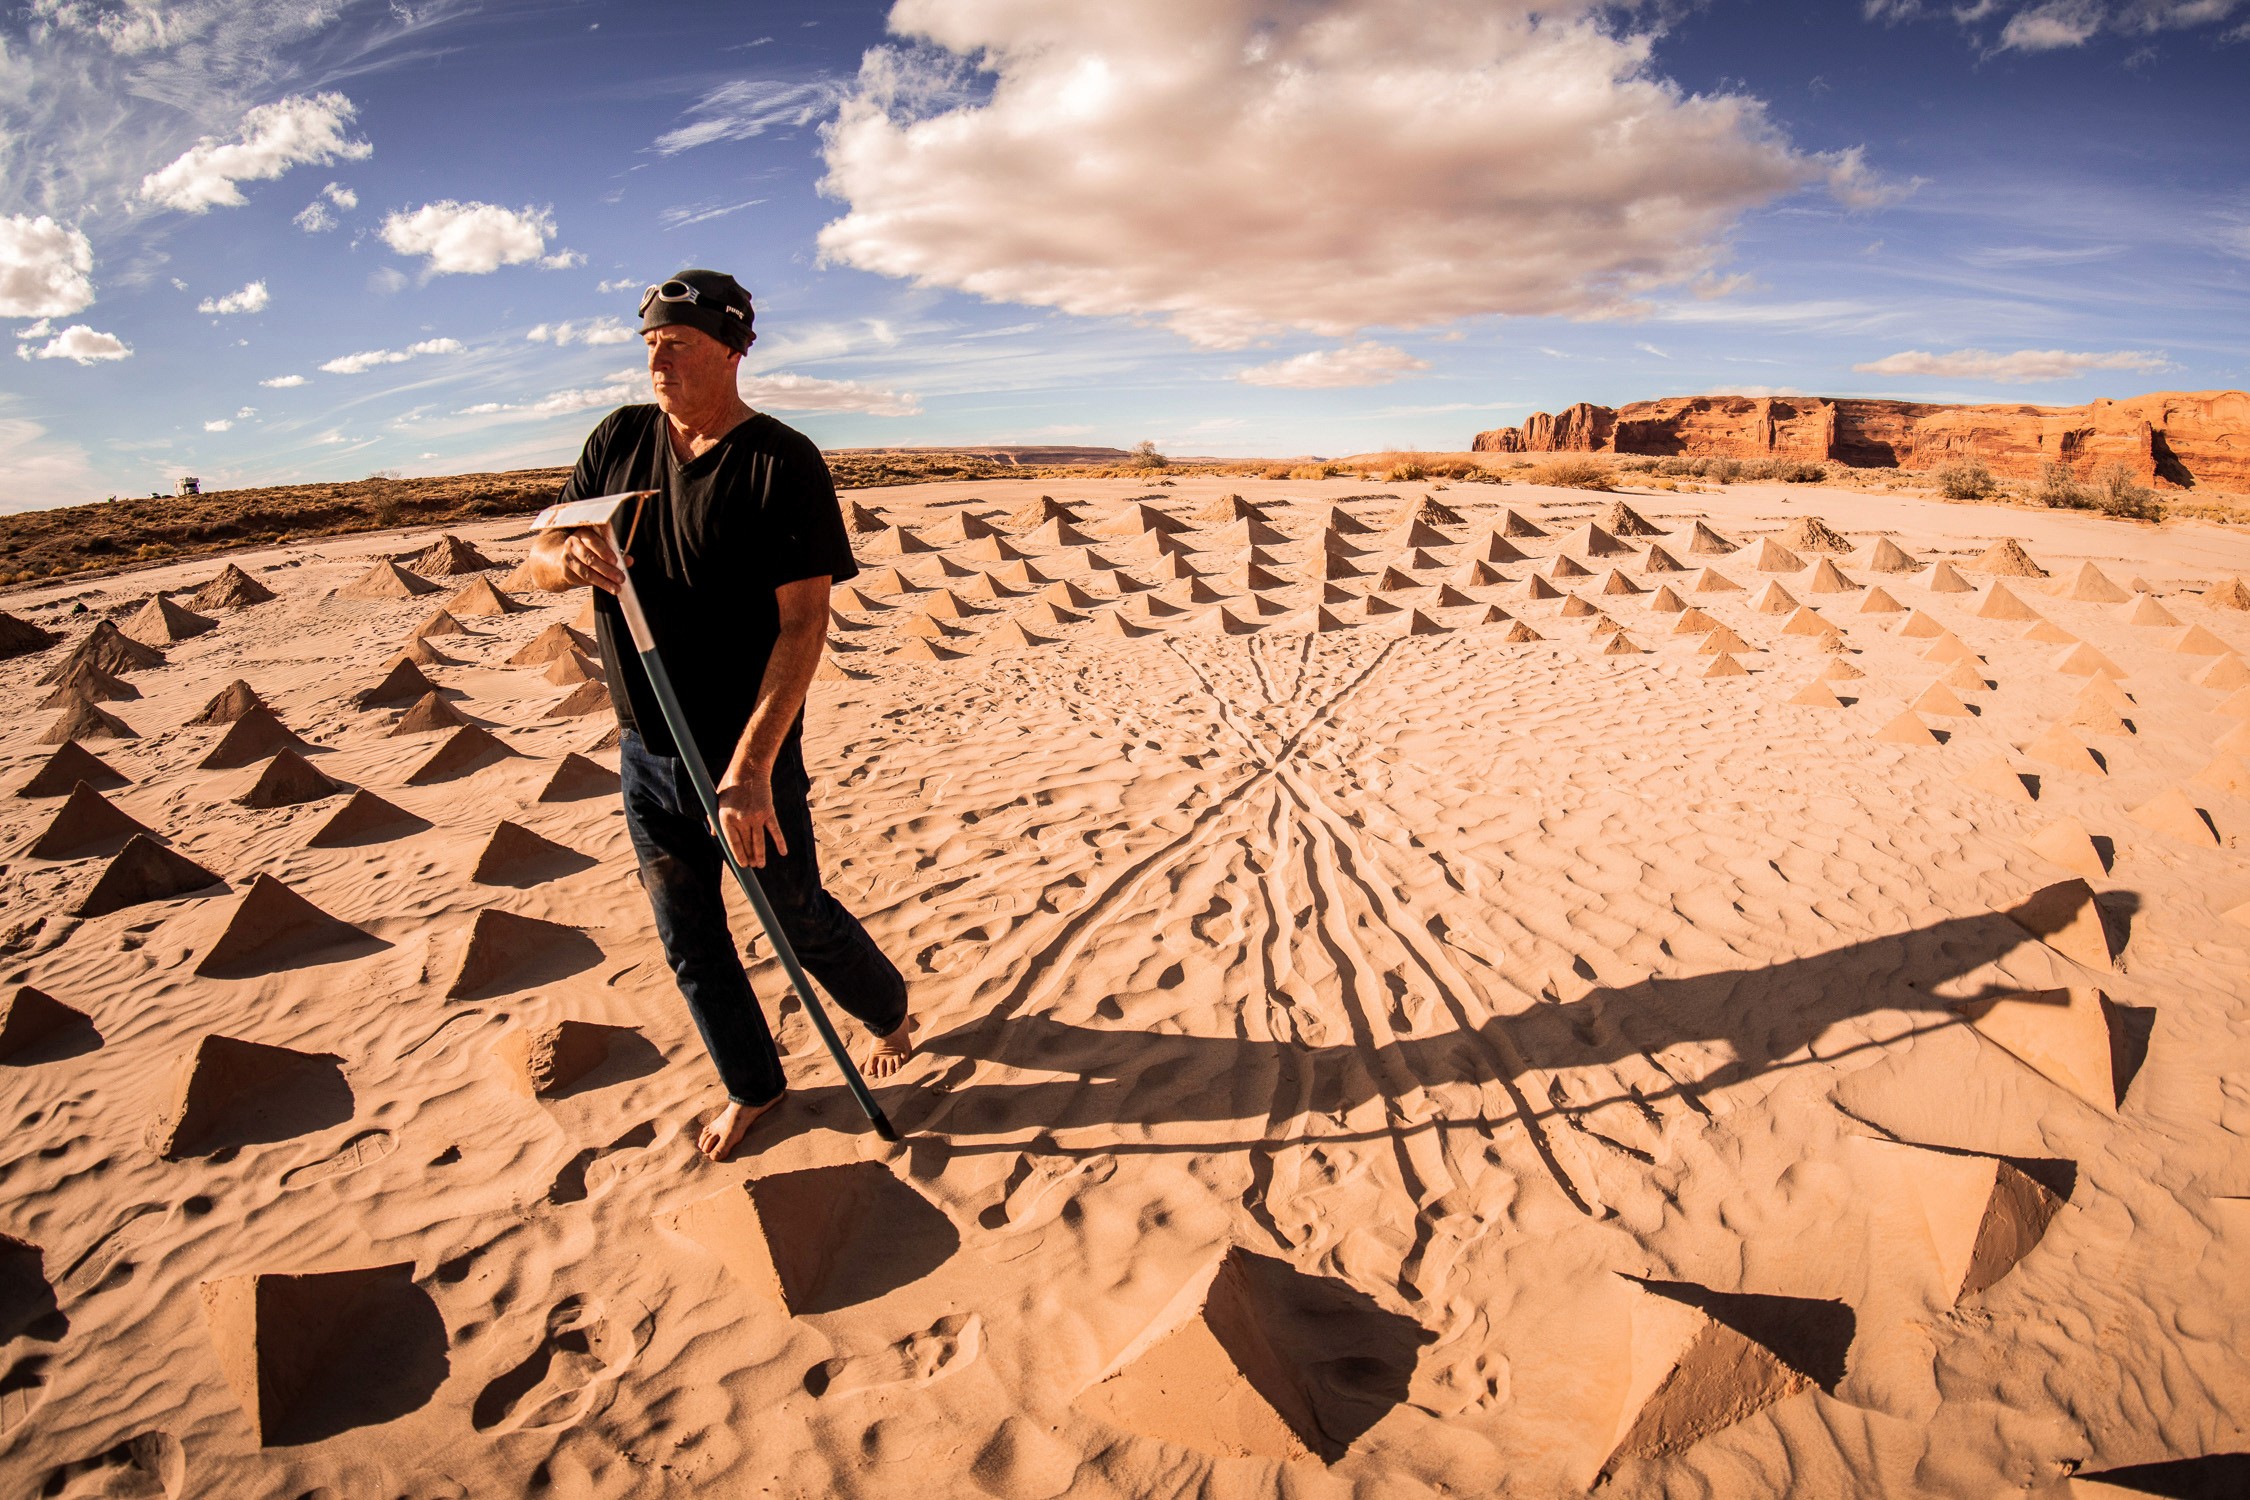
[470,1294,651,1434]
[1,1354,50,1438]
[545,1121,657,1205]
[803,1312,982,1398]
[978,1151,1118,1233]
[279,1128,397,1189]
[59,1203,168,1296]
[39,1429,182,1498]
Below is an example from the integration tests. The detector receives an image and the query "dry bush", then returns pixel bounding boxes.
[1528,456,1615,491]
[1934,458,1997,501]
[1289,462,1340,480]
[2093,463,2165,521]
[2034,460,2092,510]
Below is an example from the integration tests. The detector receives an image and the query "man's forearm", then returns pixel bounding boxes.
[725,619,825,782]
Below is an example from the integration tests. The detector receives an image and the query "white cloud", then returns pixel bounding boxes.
[817,4,1882,349]
[1853,347,2170,382]
[1998,0,2107,47]
[294,201,335,232]
[260,373,307,387]
[660,197,766,231]
[653,78,840,154]
[19,324,131,363]
[235,406,255,417]
[539,249,585,269]
[15,318,53,340]
[0,413,101,511]
[323,181,357,210]
[203,418,232,431]
[379,200,558,275]
[597,276,642,293]
[454,368,649,420]
[1235,342,1430,389]
[740,371,920,416]
[1874,0,2246,48]
[0,214,96,318]
[527,318,636,346]
[319,337,462,374]
[138,92,372,213]
[197,279,269,315]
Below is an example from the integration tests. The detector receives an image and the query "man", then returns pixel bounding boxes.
[521,267,913,1162]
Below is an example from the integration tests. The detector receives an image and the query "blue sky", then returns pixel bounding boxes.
[0,0,2244,508]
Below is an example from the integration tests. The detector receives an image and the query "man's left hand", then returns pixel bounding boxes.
[715,771,788,869]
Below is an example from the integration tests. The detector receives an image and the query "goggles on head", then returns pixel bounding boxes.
[639,279,748,321]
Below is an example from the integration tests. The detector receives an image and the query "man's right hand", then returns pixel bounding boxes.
[530,525,633,594]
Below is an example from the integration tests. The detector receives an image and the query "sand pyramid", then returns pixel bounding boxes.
[199,707,308,770]
[1899,608,1946,639]
[959,572,1018,602]
[1970,583,2038,622]
[1704,653,1748,678]
[2007,879,2113,970]
[868,525,939,556]
[2055,642,2124,679]
[406,726,516,784]
[1499,508,1548,538]
[338,560,439,600]
[0,611,58,660]
[2200,575,2250,610]
[448,908,598,998]
[200,1261,426,1446]
[544,650,602,687]
[28,782,150,859]
[1851,1139,2066,1304]
[1863,538,1919,573]
[354,659,438,710]
[306,790,419,848]
[0,984,91,1061]
[388,692,471,737]
[1464,560,1510,588]
[2218,685,2250,718]
[1559,594,1599,618]
[1777,516,1851,553]
[1789,680,1845,708]
[39,698,135,745]
[830,587,884,613]
[983,620,1057,652]
[1859,587,1904,614]
[2199,655,2250,691]
[2189,754,2250,798]
[1924,633,1983,667]
[1805,559,1858,593]
[1600,569,1646,597]
[506,623,595,667]
[1525,575,1563,601]
[1325,505,1379,535]
[238,750,347,809]
[2019,620,2074,648]
[196,874,371,977]
[38,621,164,687]
[1751,538,1805,572]
[1179,576,1229,604]
[1684,521,1737,556]
[901,614,966,640]
[1925,561,1974,593]
[2129,786,2218,846]
[1475,534,1532,565]
[962,535,1028,565]
[1396,494,1463,527]
[1913,683,1975,718]
[1194,494,1264,525]
[2062,563,2131,604]
[2022,818,2105,881]
[77,835,223,917]
[1598,500,1665,537]
[1875,709,1939,746]
[1371,565,1414,592]
[1406,610,1446,636]
[16,741,128,799]
[390,637,453,670]
[403,534,494,576]
[1383,519,1456,553]
[1691,568,1742,593]
[1022,600,1087,628]
[1099,612,1160,639]
[2172,624,2233,657]
[1959,757,2034,803]
[1548,556,1592,582]
[122,593,217,647]
[1312,606,1352,633]
[849,500,892,532]
[189,680,267,726]
[39,659,137,708]
[994,560,1054,589]
[1480,604,1513,624]
[1564,522,1634,558]
[931,510,1002,545]
[443,577,522,618]
[2221,720,2250,755]
[1942,660,1991,692]
[1699,626,1752,654]
[1969,538,2048,577]
[1598,1279,1825,1480]
[156,1033,343,1159]
[2024,724,2104,777]
[1639,544,1686,574]
[1323,551,1366,582]
[494,1019,634,1100]
[411,609,470,641]
[1206,516,1290,550]
[1646,585,1686,613]
[1783,606,1839,639]
[1674,608,1720,634]
[470,820,589,887]
[1588,614,1624,638]
[898,639,969,665]
[857,567,920,595]
[1076,1247,1327,1463]
[2066,695,2133,736]
[1753,581,1799,615]
[1505,621,1544,642]
[1957,985,2118,1110]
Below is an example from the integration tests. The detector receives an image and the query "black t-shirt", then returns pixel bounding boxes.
[559,404,858,775]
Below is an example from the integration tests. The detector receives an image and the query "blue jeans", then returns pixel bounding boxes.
[619,730,907,1105]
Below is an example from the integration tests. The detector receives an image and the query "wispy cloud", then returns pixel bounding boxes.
[197,279,268,315]
[1235,342,1431,389]
[652,78,839,155]
[527,318,635,346]
[1853,346,2169,382]
[659,197,766,231]
[741,371,920,416]
[319,336,463,375]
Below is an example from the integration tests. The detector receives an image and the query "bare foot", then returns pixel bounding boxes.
[865,1016,917,1080]
[697,1094,782,1162]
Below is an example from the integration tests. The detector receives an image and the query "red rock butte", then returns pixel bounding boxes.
[1471,389,2250,490]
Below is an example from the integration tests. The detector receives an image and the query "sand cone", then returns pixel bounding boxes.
[199,707,307,770]
[1924,634,1983,666]
[1941,660,1991,691]
[1434,584,1477,608]
[1690,568,1742,594]
[38,619,164,684]
[848,500,892,532]
[196,874,372,977]
[388,692,470,737]
[896,638,968,661]
[1806,559,1859,593]
[1969,538,2047,577]
[2055,642,2124,679]
[1776,515,1850,553]
[2022,818,2104,880]
[1526,575,1563,601]
[1598,500,1664,537]
[2221,720,2250,755]
[444,577,522,617]
[354,658,438,710]
[1925,560,1973,593]
[38,661,136,708]
[507,622,595,666]
[237,750,346,809]
[1977,583,2040,622]
[471,820,589,886]
[2198,655,2250,691]
[2024,725,2104,776]
[406,726,516,784]
[1752,582,1798,615]
[2190,754,2250,798]
[39,698,135,745]
[412,609,470,641]
[448,908,597,998]
[156,1032,343,1159]
[495,1019,633,1099]
[1674,608,1720,633]
[1899,609,1945,639]
[306,790,420,848]
[28,782,150,859]
[546,682,609,719]
[190,680,267,726]
[1752,538,1805,572]
[2129,786,2218,846]
[1479,604,1513,625]
[1704,653,1748,678]
[1783,606,1839,639]
[77,834,223,917]
[2062,562,2130,604]
[1685,521,1738,555]
[338,560,439,600]
[1822,658,1866,682]
[2023,619,2077,645]
[199,1261,429,1446]
[1505,621,1543,643]
[2116,594,2179,628]
[2171,624,2233,657]
[1863,538,1919,573]
[1957,986,2117,1110]
[1913,683,1975,718]
[1500,508,1549,538]
[1558,595,1598,619]
[1563,522,1633,559]
[1959,757,2034,803]
[15,741,129,799]
[984,620,1057,652]
[1600,569,1646,597]
[1699,626,1752,654]
[1789,679,1844,708]
[1875,709,1939,745]
[1646,586,1686,613]
[1858,586,1904,614]
[0,611,57,660]
[544,650,603,686]
[1641,545,1686,573]
[187,564,278,610]
[121,593,216,647]
[1547,556,1592,581]
[0,985,91,1061]
[2007,880,2113,969]
[2066,697,2133,736]
[407,534,497,575]
[1597,1279,1821,1481]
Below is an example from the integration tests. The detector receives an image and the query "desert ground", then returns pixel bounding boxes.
[1,472,2247,1499]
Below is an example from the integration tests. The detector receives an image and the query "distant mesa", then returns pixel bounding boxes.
[28,782,151,859]
[76,834,223,918]
[200,1262,446,1445]
[187,563,277,610]
[448,908,602,999]
[336,560,440,600]
[1470,389,2250,491]
[195,873,381,978]
[538,752,619,803]
[655,1162,958,1317]
[495,1019,644,1098]
[155,1032,352,1160]
[120,593,216,647]
[14,741,129,798]
[199,706,309,770]
[0,984,96,1064]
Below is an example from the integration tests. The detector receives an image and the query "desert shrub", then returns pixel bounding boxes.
[1770,459,1830,483]
[1126,439,1168,470]
[1261,464,1294,480]
[1289,463,1338,480]
[1934,458,1996,501]
[1529,456,1615,491]
[2093,463,2165,521]
[1617,456,1656,473]
[1386,461,1427,481]
[2034,461,2093,510]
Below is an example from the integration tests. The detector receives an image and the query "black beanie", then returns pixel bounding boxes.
[638,268,755,353]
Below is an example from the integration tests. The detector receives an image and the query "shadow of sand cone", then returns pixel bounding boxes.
[195,874,375,977]
[29,782,151,859]
[199,1262,435,1445]
[238,750,347,809]
[199,707,308,770]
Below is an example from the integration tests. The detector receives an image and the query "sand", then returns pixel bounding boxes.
[0,477,2247,1497]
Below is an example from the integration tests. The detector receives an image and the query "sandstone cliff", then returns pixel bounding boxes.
[1472,390,2250,491]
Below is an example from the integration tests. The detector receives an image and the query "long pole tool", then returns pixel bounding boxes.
[531,490,900,1143]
